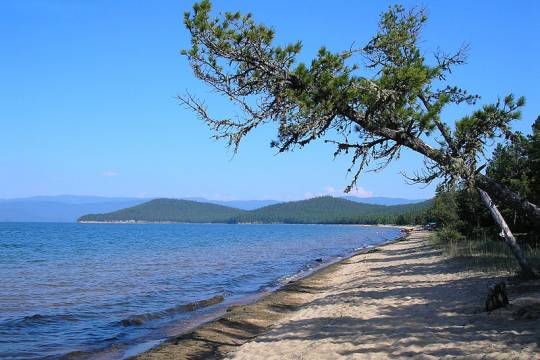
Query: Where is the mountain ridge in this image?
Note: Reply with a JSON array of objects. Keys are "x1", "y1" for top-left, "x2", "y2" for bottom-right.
[{"x1": 78, "y1": 196, "x2": 433, "y2": 225}]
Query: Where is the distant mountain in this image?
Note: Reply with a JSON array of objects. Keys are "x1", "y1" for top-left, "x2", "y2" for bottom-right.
[
  {"x1": 342, "y1": 196, "x2": 428, "y2": 206},
  {"x1": 183, "y1": 197, "x2": 281, "y2": 210},
  {"x1": 0, "y1": 196, "x2": 148, "y2": 222},
  {"x1": 0, "y1": 195, "x2": 279, "y2": 222},
  {"x1": 0, "y1": 195, "x2": 431, "y2": 223},
  {"x1": 79, "y1": 196, "x2": 433, "y2": 225},
  {"x1": 78, "y1": 198, "x2": 245, "y2": 223}
]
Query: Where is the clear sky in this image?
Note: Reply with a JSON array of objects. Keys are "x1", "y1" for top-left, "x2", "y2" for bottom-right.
[{"x1": 1, "y1": 0, "x2": 539, "y2": 200}]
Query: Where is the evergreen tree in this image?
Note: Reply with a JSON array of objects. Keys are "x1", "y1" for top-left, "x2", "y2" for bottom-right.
[{"x1": 528, "y1": 117, "x2": 540, "y2": 205}]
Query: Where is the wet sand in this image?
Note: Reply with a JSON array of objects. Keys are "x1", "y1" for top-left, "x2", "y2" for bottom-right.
[{"x1": 136, "y1": 230, "x2": 540, "y2": 359}]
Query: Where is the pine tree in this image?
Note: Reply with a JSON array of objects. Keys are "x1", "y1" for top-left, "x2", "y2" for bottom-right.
[{"x1": 180, "y1": 1, "x2": 538, "y2": 278}]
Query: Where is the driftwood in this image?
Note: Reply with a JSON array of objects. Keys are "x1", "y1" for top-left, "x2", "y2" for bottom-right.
[{"x1": 485, "y1": 282, "x2": 509, "y2": 311}]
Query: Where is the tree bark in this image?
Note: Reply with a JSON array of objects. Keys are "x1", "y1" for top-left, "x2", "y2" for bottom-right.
[{"x1": 477, "y1": 188, "x2": 537, "y2": 279}]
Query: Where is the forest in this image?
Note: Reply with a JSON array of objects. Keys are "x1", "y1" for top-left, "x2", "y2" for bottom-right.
[
  {"x1": 430, "y1": 117, "x2": 540, "y2": 245},
  {"x1": 78, "y1": 196, "x2": 432, "y2": 225}
]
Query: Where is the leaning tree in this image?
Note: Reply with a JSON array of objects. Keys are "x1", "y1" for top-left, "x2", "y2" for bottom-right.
[{"x1": 179, "y1": 1, "x2": 539, "y2": 278}]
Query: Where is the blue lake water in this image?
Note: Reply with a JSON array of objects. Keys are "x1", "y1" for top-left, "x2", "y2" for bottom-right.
[{"x1": 0, "y1": 223, "x2": 400, "y2": 359}]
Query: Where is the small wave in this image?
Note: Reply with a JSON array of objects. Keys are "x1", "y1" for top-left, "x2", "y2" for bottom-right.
[
  {"x1": 57, "y1": 350, "x2": 92, "y2": 360},
  {"x1": 120, "y1": 295, "x2": 225, "y2": 327},
  {"x1": 2, "y1": 313, "x2": 79, "y2": 328},
  {"x1": 24, "y1": 313, "x2": 78, "y2": 324}
]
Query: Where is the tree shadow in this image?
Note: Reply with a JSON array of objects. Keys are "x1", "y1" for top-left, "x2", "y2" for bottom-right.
[{"x1": 241, "y1": 237, "x2": 539, "y2": 358}]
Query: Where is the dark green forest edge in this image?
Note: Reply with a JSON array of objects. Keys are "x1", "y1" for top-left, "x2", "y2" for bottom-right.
[
  {"x1": 78, "y1": 196, "x2": 433, "y2": 225},
  {"x1": 431, "y1": 118, "x2": 540, "y2": 273}
]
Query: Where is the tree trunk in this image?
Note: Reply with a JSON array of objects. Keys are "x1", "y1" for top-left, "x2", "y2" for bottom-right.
[
  {"x1": 477, "y1": 188, "x2": 537, "y2": 279},
  {"x1": 477, "y1": 174, "x2": 540, "y2": 227}
]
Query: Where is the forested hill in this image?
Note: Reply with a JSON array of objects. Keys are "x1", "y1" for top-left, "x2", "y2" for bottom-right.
[
  {"x1": 78, "y1": 199, "x2": 245, "y2": 223},
  {"x1": 231, "y1": 196, "x2": 432, "y2": 224},
  {"x1": 78, "y1": 196, "x2": 433, "y2": 225}
]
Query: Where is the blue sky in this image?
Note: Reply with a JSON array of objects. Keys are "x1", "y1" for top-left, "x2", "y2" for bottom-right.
[{"x1": 1, "y1": 0, "x2": 539, "y2": 200}]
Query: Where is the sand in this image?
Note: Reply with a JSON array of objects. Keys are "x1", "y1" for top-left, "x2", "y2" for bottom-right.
[{"x1": 137, "y1": 230, "x2": 540, "y2": 360}]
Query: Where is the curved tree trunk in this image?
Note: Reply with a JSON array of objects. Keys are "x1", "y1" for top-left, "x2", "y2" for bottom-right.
[
  {"x1": 477, "y1": 174, "x2": 540, "y2": 227},
  {"x1": 477, "y1": 188, "x2": 537, "y2": 279}
]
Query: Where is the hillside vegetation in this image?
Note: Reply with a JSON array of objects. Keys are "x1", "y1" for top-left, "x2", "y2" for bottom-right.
[
  {"x1": 78, "y1": 198, "x2": 244, "y2": 223},
  {"x1": 232, "y1": 196, "x2": 431, "y2": 224},
  {"x1": 78, "y1": 196, "x2": 432, "y2": 225}
]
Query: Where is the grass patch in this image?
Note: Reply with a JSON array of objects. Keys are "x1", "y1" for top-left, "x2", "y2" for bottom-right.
[{"x1": 432, "y1": 232, "x2": 540, "y2": 274}]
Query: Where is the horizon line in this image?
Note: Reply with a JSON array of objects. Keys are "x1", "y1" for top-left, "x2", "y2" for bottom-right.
[{"x1": 0, "y1": 194, "x2": 430, "y2": 202}]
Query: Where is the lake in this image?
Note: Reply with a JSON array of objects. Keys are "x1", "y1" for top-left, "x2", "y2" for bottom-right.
[{"x1": 0, "y1": 223, "x2": 400, "y2": 359}]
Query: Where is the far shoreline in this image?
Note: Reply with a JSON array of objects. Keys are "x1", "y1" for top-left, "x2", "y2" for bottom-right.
[{"x1": 77, "y1": 220, "x2": 407, "y2": 228}]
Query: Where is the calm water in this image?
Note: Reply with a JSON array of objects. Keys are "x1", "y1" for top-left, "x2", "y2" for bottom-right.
[{"x1": 0, "y1": 223, "x2": 400, "y2": 359}]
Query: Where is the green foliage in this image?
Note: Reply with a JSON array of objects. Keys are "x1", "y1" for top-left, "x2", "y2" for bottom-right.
[
  {"x1": 454, "y1": 95, "x2": 525, "y2": 184},
  {"x1": 487, "y1": 133, "x2": 530, "y2": 198},
  {"x1": 180, "y1": 1, "x2": 528, "y2": 199},
  {"x1": 437, "y1": 227, "x2": 465, "y2": 243},
  {"x1": 484, "y1": 119, "x2": 540, "y2": 232},
  {"x1": 429, "y1": 190, "x2": 461, "y2": 228},
  {"x1": 428, "y1": 188, "x2": 492, "y2": 235},
  {"x1": 527, "y1": 116, "x2": 540, "y2": 204},
  {"x1": 231, "y1": 196, "x2": 432, "y2": 224},
  {"x1": 432, "y1": 118, "x2": 540, "y2": 240},
  {"x1": 78, "y1": 197, "x2": 433, "y2": 225}
]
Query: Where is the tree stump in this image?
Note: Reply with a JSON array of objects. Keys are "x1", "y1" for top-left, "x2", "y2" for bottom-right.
[{"x1": 485, "y1": 282, "x2": 509, "y2": 311}]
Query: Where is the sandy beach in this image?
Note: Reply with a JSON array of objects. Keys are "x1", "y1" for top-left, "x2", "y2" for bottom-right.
[{"x1": 137, "y1": 230, "x2": 540, "y2": 359}]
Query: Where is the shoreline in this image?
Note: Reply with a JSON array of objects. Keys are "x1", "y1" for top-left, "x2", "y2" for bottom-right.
[
  {"x1": 78, "y1": 220, "x2": 407, "y2": 227},
  {"x1": 79, "y1": 226, "x2": 405, "y2": 360},
  {"x1": 130, "y1": 232, "x2": 409, "y2": 359},
  {"x1": 135, "y1": 230, "x2": 540, "y2": 359},
  {"x1": 8, "y1": 223, "x2": 403, "y2": 360}
]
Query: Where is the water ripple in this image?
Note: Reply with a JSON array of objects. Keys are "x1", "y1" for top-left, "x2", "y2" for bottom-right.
[{"x1": 0, "y1": 222, "x2": 399, "y2": 359}]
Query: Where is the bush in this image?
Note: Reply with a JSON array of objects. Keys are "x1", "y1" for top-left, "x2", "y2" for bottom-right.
[{"x1": 437, "y1": 227, "x2": 465, "y2": 243}]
